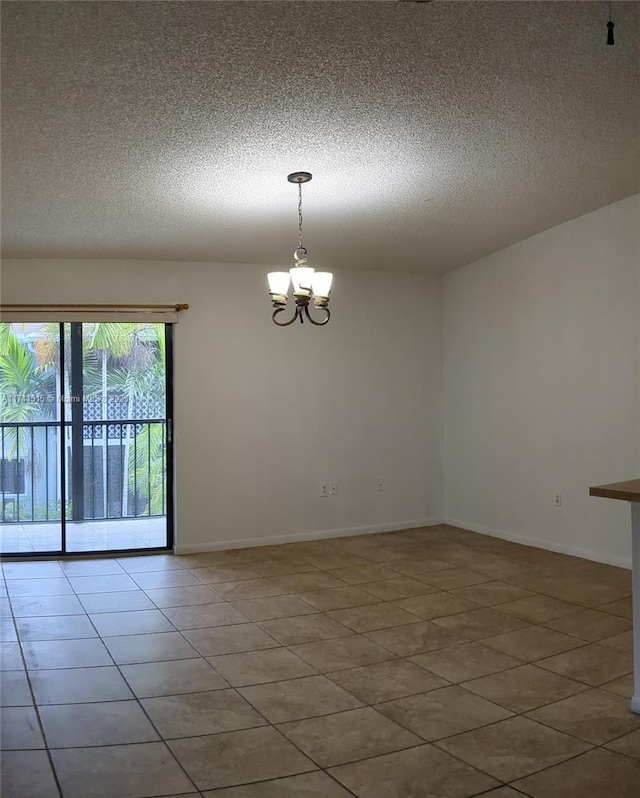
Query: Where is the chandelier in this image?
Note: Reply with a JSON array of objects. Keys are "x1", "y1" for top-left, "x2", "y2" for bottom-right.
[{"x1": 267, "y1": 172, "x2": 333, "y2": 326}]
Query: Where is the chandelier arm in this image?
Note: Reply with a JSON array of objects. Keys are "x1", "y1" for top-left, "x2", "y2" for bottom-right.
[
  {"x1": 304, "y1": 304, "x2": 331, "y2": 326},
  {"x1": 272, "y1": 307, "x2": 300, "y2": 327}
]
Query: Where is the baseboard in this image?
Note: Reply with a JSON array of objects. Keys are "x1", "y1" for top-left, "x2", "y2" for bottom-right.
[
  {"x1": 174, "y1": 517, "x2": 442, "y2": 555},
  {"x1": 444, "y1": 517, "x2": 632, "y2": 570}
]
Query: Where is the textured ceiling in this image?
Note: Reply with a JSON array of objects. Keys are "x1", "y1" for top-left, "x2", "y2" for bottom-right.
[{"x1": 1, "y1": 1, "x2": 639, "y2": 274}]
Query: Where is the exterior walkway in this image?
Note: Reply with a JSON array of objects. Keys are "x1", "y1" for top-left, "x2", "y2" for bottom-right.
[{"x1": 0, "y1": 517, "x2": 166, "y2": 554}]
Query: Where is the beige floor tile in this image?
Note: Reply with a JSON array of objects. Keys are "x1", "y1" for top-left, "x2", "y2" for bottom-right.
[
  {"x1": 0, "y1": 750, "x2": 60, "y2": 798},
  {"x1": 297, "y1": 586, "x2": 379, "y2": 612},
  {"x1": 0, "y1": 670, "x2": 32, "y2": 706},
  {"x1": 587, "y1": 565, "x2": 632, "y2": 590},
  {"x1": 462, "y1": 663, "x2": 587, "y2": 713},
  {"x1": 301, "y1": 552, "x2": 370, "y2": 570},
  {"x1": 22, "y1": 638, "x2": 111, "y2": 669},
  {"x1": 600, "y1": 630, "x2": 634, "y2": 651},
  {"x1": 239, "y1": 674, "x2": 363, "y2": 723},
  {"x1": 543, "y1": 608, "x2": 632, "y2": 642},
  {"x1": 230, "y1": 595, "x2": 316, "y2": 621},
  {"x1": 7, "y1": 577, "x2": 73, "y2": 598},
  {"x1": 0, "y1": 641, "x2": 24, "y2": 670},
  {"x1": 437, "y1": 716, "x2": 591, "y2": 782},
  {"x1": 52, "y1": 741, "x2": 195, "y2": 798},
  {"x1": 360, "y1": 577, "x2": 438, "y2": 601},
  {"x1": 328, "y1": 564, "x2": 398, "y2": 584},
  {"x1": 606, "y1": 728, "x2": 640, "y2": 760},
  {"x1": 184, "y1": 623, "x2": 280, "y2": 656},
  {"x1": 3, "y1": 561, "x2": 65, "y2": 580},
  {"x1": 431, "y1": 608, "x2": 530, "y2": 640},
  {"x1": 526, "y1": 688, "x2": 640, "y2": 744},
  {"x1": 394, "y1": 592, "x2": 480, "y2": 619},
  {"x1": 420, "y1": 568, "x2": 492, "y2": 590},
  {"x1": 168, "y1": 726, "x2": 316, "y2": 791},
  {"x1": 144, "y1": 584, "x2": 222, "y2": 607},
  {"x1": 270, "y1": 572, "x2": 346, "y2": 593},
  {"x1": 214, "y1": 579, "x2": 287, "y2": 600},
  {"x1": 479, "y1": 790, "x2": 528, "y2": 798},
  {"x1": 327, "y1": 659, "x2": 448, "y2": 704},
  {"x1": 68, "y1": 574, "x2": 138, "y2": 593},
  {"x1": 15, "y1": 613, "x2": 97, "y2": 641},
  {"x1": 386, "y1": 558, "x2": 456, "y2": 578},
  {"x1": 512, "y1": 747, "x2": 640, "y2": 797},
  {"x1": 536, "y1": 578, "x2": 630, "y2": 608},
  {"x1": 10, "y1": 593, "x2": 85, "y2": 616},
  {"x1": 103, "y1": 631, "x2": 199, "y2": 664},
  {"x1": 290, "y1": 635, "x2": 396, "y2": 671},
  {"x1": 258, "y1": 614, "x2": 352, "y2": 646},
  {"x1": 60, "y1": 559, "x2": 125, "y2": 576},
  {"x1": 130, "y1": 570, "x2": 203, "y2": 590},
  {"x1": 142, "y1": 688, "x2": 266, "y2": 737},
  {"x1": 495, "y1": 595, "x2": 582, "y2": 623},
  {"x1": 210, "y1": 647, "x2": 315, "y2": 686},
  {"x1": 410, "y1": 641, "x2": 521, "y2": 683},
  {"x1": 599, "y1": 597, "x2": 633, "y2": 618},
  {"x1": 451, "y1": 581, "x2": 536, "y2": 606},
  {"x1": 121, "y1": 658, "x2": 228, "y2": 697},
  {"x1": 190, "y1": 565, "x2": 262, "y2": 584},
  {"x1": 39, "y1": 700, "x2": 159, "y2": 747},
  {"x1": 601, "y1": 673, "x2": 634, "y2": 698},
  {"x1": 178, "y1": 552, "x2": 239, "y2": 570},
  {"x1": 365, "y1": 620, "x2": 465, "y2": 656},
  {"x1": 329, "y1": 744, "x2": 498, "y2": 798},
  {"x1": 327, "y1": 602, "x2": 420, "y2": 632},
  {"x1": 78, "y1": 590, "x2": 156, "y2": 613},
  {"x1": 482, "y1": 625, "x2": 584, "y2": 661},
  {"x1": 30, "y1": 666, "x2": 133, "y2": 704},
  {"x1": 201, "y1": 771, "x2": 354, "y2": 797},
  {"x1": 278, "y1": 706, "x2": 422, "y2": 767},
  {"x1": 0, "y1": 706, "x2": 45, "y2": 749},
  {"x1": 117, "y1": 555, "x2": 184, "y2": 573},
  {"x1": 161, "y1": 602, "x2": 247, "y2": 630},
  {"x1": 251, "y1": 559, "x2": 320, "y2": 578},
  {"x1": 537, "y1": 643, "x2": 633, "y2": 686},
  {"x1": 377, "y1": 684, "x2": 512, "y2": 741},
  {"x1": 89, "y1": 608, "x2": 175, "y2": 636}
]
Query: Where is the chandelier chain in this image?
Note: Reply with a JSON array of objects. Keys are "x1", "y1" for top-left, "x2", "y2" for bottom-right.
[{"x1": 298, "y1": 181, "x2": 304, "y2": 251}]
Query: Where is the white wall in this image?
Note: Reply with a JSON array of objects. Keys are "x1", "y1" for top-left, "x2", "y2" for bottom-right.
[
  {"x1": 0, "y1": 259, "x2": 443, "y2": 552},
  {"x1": 443, "y1": 195, "x2": 640, "y2": 567}
]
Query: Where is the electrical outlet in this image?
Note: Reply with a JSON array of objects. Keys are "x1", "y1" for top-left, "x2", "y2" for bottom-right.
[
  {"x1": 377, "y1": 479, "x2": 384, "y2": 492},
  {"x1": 554, "y1": 491, "x2": 562, "y2": 508},
  {"x1": 330, "y1": 481, "x2": 338, "y2": 496},
  {"x1": 320, "y1": 482, "x2": 329, "y2": 498}
]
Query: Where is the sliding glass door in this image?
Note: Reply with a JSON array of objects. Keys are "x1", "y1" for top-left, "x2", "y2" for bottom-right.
[{"x1": 0, "y1": 322, "x2": 173, "y2": 555}]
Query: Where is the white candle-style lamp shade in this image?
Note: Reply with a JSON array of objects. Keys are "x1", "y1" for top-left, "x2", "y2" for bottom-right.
[
  {"x1": 290, "y1": 266, "x2": 315, "y2": 296},
  {"x1": 267, "y1": 272, "x2": 291, "y2": 297},
  {"x1": 311, "y1": 272, "x2": 333, "y2": 299}
]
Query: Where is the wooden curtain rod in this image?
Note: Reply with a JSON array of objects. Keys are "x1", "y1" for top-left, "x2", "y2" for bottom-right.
[{"x1": 0, "y1": 303, "x2": 189, "y2": 312}]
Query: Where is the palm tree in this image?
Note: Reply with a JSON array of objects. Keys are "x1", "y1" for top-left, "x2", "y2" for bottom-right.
[
  {"x1": 0, "y1": 324, "x2": 57, "y2": 520},
  {"x1": 85, "y1": 323, "x2": 166, "y2": 517},
  {"x1": 0, "y1": 324, "x2": 56, "y2": 453}
]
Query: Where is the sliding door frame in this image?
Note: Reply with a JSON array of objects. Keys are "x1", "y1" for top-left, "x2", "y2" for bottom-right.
[{"x1": 0, "y1": 322, "x2": 174, "y2": 558}]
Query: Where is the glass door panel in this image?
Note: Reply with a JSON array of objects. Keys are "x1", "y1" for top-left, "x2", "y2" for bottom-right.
[
  {"x1": 0, "y1": 321, "x2": 172, "y2": 556},
  {"x1": 0, "y1": 322, "x2": 64, "y2": 554}
]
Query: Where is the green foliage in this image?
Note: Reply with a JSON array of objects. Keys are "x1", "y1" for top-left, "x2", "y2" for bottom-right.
[
  {"x1": 127, "y1": 422, "x2": 166, "y2": 516},
  {"x1": 0, "y1": 324, "x2": 56, "y2": 457}
]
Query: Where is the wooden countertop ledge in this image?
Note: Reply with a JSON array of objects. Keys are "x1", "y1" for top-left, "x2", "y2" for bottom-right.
[{"x1": 590, "y1": 480, "x2": 640, "y2": 502}]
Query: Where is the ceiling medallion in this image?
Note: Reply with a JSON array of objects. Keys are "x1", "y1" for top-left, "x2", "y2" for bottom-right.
[{"x1": 267, "y1": 172, "x2": 333, "y2": 327}]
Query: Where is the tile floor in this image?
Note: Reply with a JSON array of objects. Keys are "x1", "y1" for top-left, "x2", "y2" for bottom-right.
[{"x1": 0, "y1": 523, "x2": 639, "y2": 797}]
